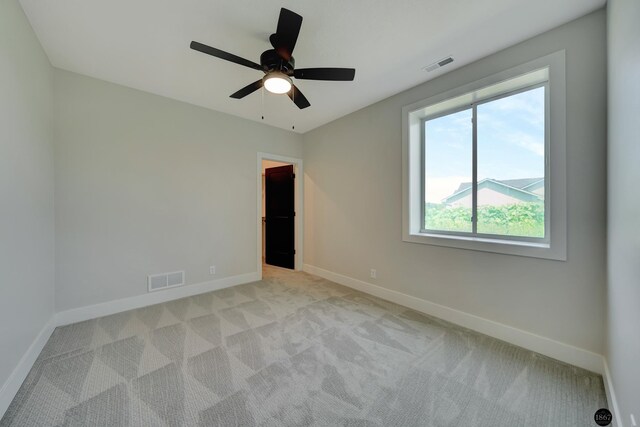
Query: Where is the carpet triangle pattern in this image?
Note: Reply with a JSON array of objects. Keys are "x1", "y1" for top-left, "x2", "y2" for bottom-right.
[{"x1": 0, "y1": 266, "x2": 607, "y2": 426}]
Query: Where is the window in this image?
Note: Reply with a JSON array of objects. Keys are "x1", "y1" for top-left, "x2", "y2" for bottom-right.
[
  {"x1": 403, "y1": 51, "x2": 566, "y2": 260},
  {"x1": 423, "y1": 84, "x2": 547, "y2": 240}
]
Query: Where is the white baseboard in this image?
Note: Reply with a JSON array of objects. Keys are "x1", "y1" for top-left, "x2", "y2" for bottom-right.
[
  {"x1": 304, "y1": 264, "x2": 604, "y2": 374},
  {"x1": 602, "y1": 358, "x2": 623, "y2": 427},
  {"x1": 55, "y1": 272, "x2": 261, "y2": 326},
  {"x1": 0, "y1": 318, "x2": 56, "y2": 418}
]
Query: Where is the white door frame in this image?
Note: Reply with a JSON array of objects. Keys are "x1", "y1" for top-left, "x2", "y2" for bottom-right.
[{"x1": 257, "y1": 152, "x2": 304, "y2": 277}]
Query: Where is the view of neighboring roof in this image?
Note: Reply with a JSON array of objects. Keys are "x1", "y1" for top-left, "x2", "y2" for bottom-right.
[
  {"x1": 442, "y1": 177, "x2": 544, "y2": 204},
  {"x1": 453, "y1": 178, "x2": 543, "y2": 194}
]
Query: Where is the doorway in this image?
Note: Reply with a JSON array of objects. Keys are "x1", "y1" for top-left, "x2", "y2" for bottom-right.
[{"x1": 257, "y1": 153, "x2": 303, "y2": 276}]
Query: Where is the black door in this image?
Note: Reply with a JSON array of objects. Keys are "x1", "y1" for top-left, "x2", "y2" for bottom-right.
[{"x1": 265, "y1": 165, "x2": 295, "y2": 269}]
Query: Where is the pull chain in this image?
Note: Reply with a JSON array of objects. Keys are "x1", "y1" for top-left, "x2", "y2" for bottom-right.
[{"x1": 291, "y1": 87, "x2": 294, "y2": 131}]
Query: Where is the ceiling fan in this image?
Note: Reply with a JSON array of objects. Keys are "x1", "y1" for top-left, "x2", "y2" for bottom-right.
[{"x1": 190, "y1": 8, "x2": 355, "y2": 109}]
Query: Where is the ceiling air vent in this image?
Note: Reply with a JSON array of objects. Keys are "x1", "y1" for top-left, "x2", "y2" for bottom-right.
[
  {"x1": 423, "y1": 56, "x2": 454, "y2": 72},
  {"x1": 148, "y1": 271, "x2": 185, "y2": 292}
]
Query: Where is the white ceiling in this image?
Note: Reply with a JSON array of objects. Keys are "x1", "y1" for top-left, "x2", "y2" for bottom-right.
[{"x1": 19, "y1": 0, "x2": 604, "y2": 134}]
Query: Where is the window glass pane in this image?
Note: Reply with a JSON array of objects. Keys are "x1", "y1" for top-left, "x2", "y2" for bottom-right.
[
  {"x1": 477, "y1": 86, "x2": 545, "y2": 238},
  {"x1": 424, "y1": 108, "x2": 473, "y2": 233}
]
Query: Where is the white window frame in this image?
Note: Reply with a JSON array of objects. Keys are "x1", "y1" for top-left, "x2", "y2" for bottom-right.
[{"x1": 402, "y1": 50, "x2": 566, "y2": 261}]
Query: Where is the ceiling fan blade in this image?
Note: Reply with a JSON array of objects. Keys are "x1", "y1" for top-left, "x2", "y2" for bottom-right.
[
  {"x1": 269, "y1": 8, "x2": 303, "y2": 60},
  {"x1": 230, "y1": 80, "x2": 263, "y2": 99},
  {"x1": 190, "y1": 41, "x2": 263, "y2": 71},
  {"x1": 294, "y1": 68, "x2": 356, "y2": 81},
  {"x1": 288, "y1": 84, "x2": 310, "y2": 109}
]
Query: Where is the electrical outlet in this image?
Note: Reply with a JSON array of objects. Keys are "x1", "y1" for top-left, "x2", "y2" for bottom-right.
[
  {"x1": 370, "y1": 269, "x2": 377, "y2": 279},
  {"x1": 209, "y1": 265, "x2": 216, "y2": 275}
]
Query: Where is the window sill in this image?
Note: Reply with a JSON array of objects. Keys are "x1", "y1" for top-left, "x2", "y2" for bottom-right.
[{"x1": 404, "y1": 231, "x2": 565, "y2": 261}]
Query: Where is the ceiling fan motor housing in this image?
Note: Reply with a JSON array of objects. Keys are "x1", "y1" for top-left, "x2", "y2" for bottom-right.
[{"x1": 260, "y1": 49, "x2": 295, "y2": 73}]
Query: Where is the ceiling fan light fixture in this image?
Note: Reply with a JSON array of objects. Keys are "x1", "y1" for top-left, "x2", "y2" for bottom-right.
[{"x1": 263, "y1": 72, "x2": 292, "y2": 94}]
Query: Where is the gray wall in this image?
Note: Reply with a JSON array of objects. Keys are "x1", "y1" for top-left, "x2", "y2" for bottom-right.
[
  {"x1": 303, "y1": 10, "x2": 606, "y2": 353},
  {"x1": 607, "y1": 0, "x2": 640, "y2": 422},
  {"x1": 54, "y1": 70, "x2": 302, "y2": 311},
  {"x1": 0, "y1": 0, "x2": 54, "y2": 388}
]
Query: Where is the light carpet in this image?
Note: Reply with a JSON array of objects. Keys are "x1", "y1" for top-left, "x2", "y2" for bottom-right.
[{"x1": 1, "y1": 266, "x2": 607, "y2": 426}]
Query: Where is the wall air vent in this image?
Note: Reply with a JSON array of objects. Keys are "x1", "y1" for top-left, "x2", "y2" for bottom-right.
[
  {"x1": 148, "y1": 271, "x2": 185, "y2": 292},
  {"x1": 423, "y1": 56, "x2": 454, "y2": 72}
]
